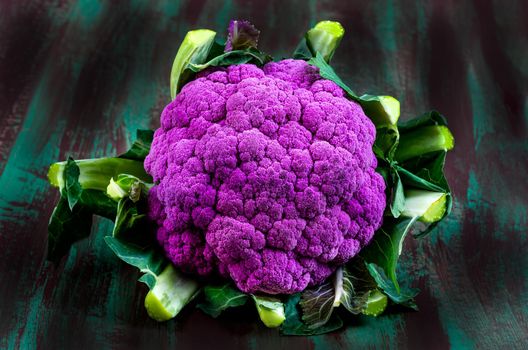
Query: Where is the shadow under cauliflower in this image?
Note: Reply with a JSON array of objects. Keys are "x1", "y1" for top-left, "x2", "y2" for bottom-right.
[{"x1": 145, "y1": 59, "x2": 386, "y2": 295}]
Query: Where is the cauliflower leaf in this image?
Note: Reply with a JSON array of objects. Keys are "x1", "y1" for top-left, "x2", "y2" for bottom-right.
[
  {"x1": 197, "y1": 284, "x2": 249, "y2": 318},
  {"x1": 281, "y1": 294, "x2": 343, "y2": 336},
  {"x1": 225, "y1": 19, "x2": 260, "y2": 51}
]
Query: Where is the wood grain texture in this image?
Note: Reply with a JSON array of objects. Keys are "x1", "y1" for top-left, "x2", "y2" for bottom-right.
[{"x1": 0, "y1": 0, "x2": 527, "y2": 349}]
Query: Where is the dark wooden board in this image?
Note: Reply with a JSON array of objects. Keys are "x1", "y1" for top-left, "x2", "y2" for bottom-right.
[{"x1": 0, "y1": 1, "x2": 527, "y2": 349}]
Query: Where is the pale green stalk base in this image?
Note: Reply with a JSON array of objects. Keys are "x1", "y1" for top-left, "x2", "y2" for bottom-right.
[
  {"x1": 360, "y1": 95, "x2": 401, "y2": 126},
  {"x1": 252, "y1": 295, "x2": 286, "y2": 328},
  {"x1": 307, "y1": 21, "x2": 344, "y2": 62},
  {"x1": 106, "y1": 174, "x2": 153, "y2": 201},
  {"x1": 170, "y1": 29, "x2": 216, "y2": 99},
  {"x1": 362, "y1": 290, "x2": 388, "y2": 317},
  {"x1": 402, "y1": 189, "x2": 448, "y2": 223},
  {"x1": 395, "y1": 125, "x2": 454, "y2": 162},
  {"x1": 48, "y1": 158, "x2": 149, "y2": 192},
  {"x1": 106, "y1": 177, "x2": 127, "y2": 201},
  {"x1": 144, "y1": 265, "x2": 200, "y2": 322}
]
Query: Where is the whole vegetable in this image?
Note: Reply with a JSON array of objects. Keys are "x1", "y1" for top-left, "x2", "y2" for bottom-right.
[{"x1": 44, "y1": 19, "x2": 455, "y2": 333}]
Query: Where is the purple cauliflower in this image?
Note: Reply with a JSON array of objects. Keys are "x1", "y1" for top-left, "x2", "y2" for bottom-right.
[{"x1": 145, "y1": 59, "x2": 386, "y2": 295}]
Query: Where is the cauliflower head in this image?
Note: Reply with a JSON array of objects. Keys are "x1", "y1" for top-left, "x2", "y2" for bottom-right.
[{"x1": 145, "y1": 59, "x2": 386, "y2": 294}]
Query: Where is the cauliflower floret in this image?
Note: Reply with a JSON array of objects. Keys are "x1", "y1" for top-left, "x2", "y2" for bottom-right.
[{"x1": 145, "y1": 59, "x2": 385, "y2": 294}]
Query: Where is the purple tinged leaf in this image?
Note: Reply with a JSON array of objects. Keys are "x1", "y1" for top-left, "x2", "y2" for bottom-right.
[
  {"x1": 299, "y1": 281, "x2": 336, "y2": 329},
  {"x1": 225, "y1": 20, "x2": 260, "y2": 51}
]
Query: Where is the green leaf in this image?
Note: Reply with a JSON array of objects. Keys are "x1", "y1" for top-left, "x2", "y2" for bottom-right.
[
  {"x1": 138, "y1": 274, "x2": 157, "y2": 289},
  {"x1": 64, "y1": 157, "x2": 82, "y2": 210},
  {"x1": 118, "y1": 129, "x2": 154, "y2": 161},
  {"x1": 281, "y1": 294, "x2": 343, "y2": 336},
  {"x1": 400, "y1": 151, "x2": 449, "y2": 189},
  {"x1": 394, "y1": 165, "x2": 445, "y2": 192},
  {"x1": 292, "y1": 37, "x2": 312, "y2": 60},
  {"x1": 361, "y1": 217, "x2": 419, "y2": 292},
  {"x1": 373, "y1": 144, "x2": 386, "y2": 161},
  {"x1": 397, "y1": 110, "x2": 447, "y2": 132},
  {"x1": 47, "y1": 189, "x2": 117, "y2": 263},
  {"x1": 188, "y1": 51, "x2": 252, "y2": 70},
  {"x1": 378, "y1": 165, "x2": 406, "y2": 218},
  {"x1": 104, "y1": 236, "x2": 166, "y2": 289},
  {"x1": 299, "y1": 282, "x2": 336, "y2": 329},
  {"x1": 76, "y1": 189, "x2": 118, "y2": 220},
  {"x1": 340, "y1": 265, "x2": 375, "y2": 315},
  {"x1": 47, "y1": 195, "x2": 92, "y2": 263},
  {"x1": 205, "y1": 38, "x2": 227, "y2": 60},
  {"x1": 376, "y1": 165, "x2": 390, "y2": 184},
  {"x1": 421, "y1": 151, "x2": 449, "y2": 187},
  {"x1": 196, "y1": 284, "x2": 249, "y2": 318},
  {"x1": 308, "y1": 53, "x2": 359, "y2": 99},
  {"x1": 112, "y1": 198, "x2": 149, "y2": 244},
  {"x1": 389, "y1": 169, "x2": 406, "y2": 218},
  {"x1": 188, "y1": 47, "x2": 271, "y2": 72},
  {"x1": 365, "y1": 263, "x2": 419, "y2": 310},
  {"x1": 374, "y1": 124, "x2": 400, "y2": 161}
]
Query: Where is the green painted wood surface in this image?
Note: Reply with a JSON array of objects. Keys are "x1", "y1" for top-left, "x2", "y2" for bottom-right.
[{"x1": 0, "y1": 1, "x2": 527, "y2": 349}]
